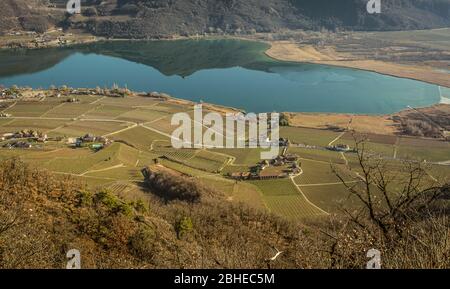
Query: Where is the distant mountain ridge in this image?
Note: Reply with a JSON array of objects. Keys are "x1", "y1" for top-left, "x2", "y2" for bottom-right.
[{"x1": 1, "y1": 0, "x2": 449, "y2": 37}]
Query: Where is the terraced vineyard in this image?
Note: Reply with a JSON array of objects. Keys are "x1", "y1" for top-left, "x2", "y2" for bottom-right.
[
  {"x1": 43, "y1": 103, "x2": 99, "y2": 118},
  {"x1": 0, "y1": 91, "x2": 448, "y2": 223},
  {"x1": 156, "y1": 148, "x2": 230, "y2": 173},
  {"x1": 280, "y1": 126, "x2": 340, "y2": 147},
  {"x1": 295, "y1": 159, "x2": 354, "y2": 185},
  {"x1": 110, "y1": 126, "x2": 169, "y2": 151},
  {"x1": 84, "y1": 105, "x2": 134, "y2": 119},
  {"x1": 0, "y1": 119, "x2": 68, "y2": 134},
  {"x1": 288, "y1": 147, "x2": 346, "y2": 164},
  {"x1": 51, "y1": 120, "x2": 129, "y2": 137},
  {"x1": 4, "y1": 102, "x2": 59, "y2": 117},
  {"x1": 249, "y1": 179, "x2": 327, "y2": 220}
]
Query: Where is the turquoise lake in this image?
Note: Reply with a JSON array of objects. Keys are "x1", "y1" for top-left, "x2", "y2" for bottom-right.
[{"x1": 0, "y1": 39, "x2": 442, "y2": 114}]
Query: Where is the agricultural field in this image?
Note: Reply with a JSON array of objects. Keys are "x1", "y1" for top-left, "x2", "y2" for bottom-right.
[
  {"x1": 0, "y1": 91, "x2": 448, "y2": 224},
  {"x1": 397, "y1": 137, "x2": 450, "y2": 162},
  {"x1": 117, "y1": 108, "x2": 171, "y2": 123},
  {"x1": 249, "y1": 179, "x2": 328, "y2": 220},
  {"x1": 0, "y1": 118, "x2": 68, "y2": 134},
  {"x1": 294, "y1": 159, "x2": 349, "y2": 185},
  {"x1": 288, "y1": 147, "x2": 346, "y2": 164},
  {"x1": 4, "y1": 102, "x2": 59, "y2": 117},
  {"x1": 338, "y1": 134, "x2": 397, "y2": 157},
  {"x1": 97, "y1": 96, "x2": 159, "y2": 107},
  {"x1": 151, "y1": 102, "x2": 190, "y2": 114},
  {"x1": 110, "y1": 126, "x2": 169, "y2": 151},
  {"x1": 84, "y1": 105, "x2": 135, "y2": 119},
  {"x1": 156, "y1": 148, "x2": 230, "y2": 173},
  {"x1": 42, "y1": 103, "x2": 99, "y2": 118},
  {"x1": 50, "y1": 120, "x2": 129, "y2": 137},
  {"x1": 280, "y1": 126, "x2": 341, "y2": 147},
  {"x1": 158, "y1": 158, "x2": 217, "y2": 177},
  {"x1": 212, "y1": 148, "x2": 277, "y2": 165},
  {"x1": 143, "y1": 117, "x2": 177, "y2": 135},
  {"x1": 300, "y1": 184, "x2": 357, "y2": 213}
]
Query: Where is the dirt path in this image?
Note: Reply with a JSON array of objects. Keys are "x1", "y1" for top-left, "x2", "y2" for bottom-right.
[
  {"x1": 103, "y1": 123, "x2": 138, "y2": 137},
  {"x1": 0, "y1": 101, "x2": 17, "y2": 113},
  {"x1": 80, "y1": 163, "x2": 125, "y2": 176},
  {"x1": 328, "y1": 131, "x2": 346, "y2": 147},
  {"x1": 290, "y1": 171, "x2": 330, "y2": 216},
  {"x1": 340, "y1": 152, "x2": 349, "y2": 166}
]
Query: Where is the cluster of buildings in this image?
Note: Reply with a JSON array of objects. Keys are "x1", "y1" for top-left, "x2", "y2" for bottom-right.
[
  {"x1": 1, "y1": 130, "x2": 48, "y2": 143},
  {"x1": 326, "y1": 144, "x2": 352, "y2": 152},
  {"x1": 67, "y1": 134, "x2": 113, "y2": 150},
  {"x1": 0, "y1": 90, "x2": 19, "y2": 100},
  {"x1": 65, "y1": 97, "x2": 80, "y2": 103},
  {"x1": 0, "y1": 129, "x2": 113, "y2": 151},
  {"x1": 230, "y1": 153, "x2": 301, "y2": 181},
  {"x1": 0, "y1": 113, "x2": 12, "y2": 118},
  {"x1": 3, "y1": 141, "x2": 32, "y2": 149}
]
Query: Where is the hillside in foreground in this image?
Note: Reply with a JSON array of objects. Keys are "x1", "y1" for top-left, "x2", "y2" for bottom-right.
[{"x1": 1, "y1": 156, "x2": 449, "y2": 269}]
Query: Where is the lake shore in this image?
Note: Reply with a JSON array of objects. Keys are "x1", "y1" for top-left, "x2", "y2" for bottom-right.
[
  {"x1": 265, "y1": 41, "x2": 450, "y2": 88},
  {"x1": 2, "y1": 29, "x2": 448, "y2": 89},
  {"x1": 2, "y1": 86, "x2": 448, "y2": 139}
]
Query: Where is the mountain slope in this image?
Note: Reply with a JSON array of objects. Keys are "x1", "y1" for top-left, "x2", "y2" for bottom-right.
[
  {"x1": 0, "y1": 0, "x2": 64, "y2": 34},
  {"x1": 2, "y1": 0, "x2": 450, "y2": 37}
]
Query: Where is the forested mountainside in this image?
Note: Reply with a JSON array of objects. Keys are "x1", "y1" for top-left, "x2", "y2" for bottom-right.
[{"x1": 1, "y1": 0, "x2": 449, "y2": 37}]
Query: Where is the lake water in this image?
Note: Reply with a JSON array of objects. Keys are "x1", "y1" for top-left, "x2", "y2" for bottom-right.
[{"x1": 0, "y1": 39, "x2": 442, "y2": 114}]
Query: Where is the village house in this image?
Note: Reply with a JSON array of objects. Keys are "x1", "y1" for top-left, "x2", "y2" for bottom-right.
[
  {"x1": 66, "y1": 97, "x2": 80, "y2": 103},
  {"x1": 285, "y1": 154, "x2": 299, "y2": 162},
  {"x1": 279, "y1": 138, "x2": 289, "y2": 147},
  {"x1": 3, "y1": 141, "x2": 32, "y2": 149},
  {"x1": 37, "y1": 134, "x2": 48, "y2": 143},
  {"x1": 327, "y1": 144, "x2": 352, "y2": 152},
  {"x1": 66, "y1": 137, "x2": 77, "y2": 145},
  {"x1": 2, "y1": 133, "x2": 14, "y2": 140},
  {"x1": 258, "y1": 170, "x2": 288, "y2": 180},
  {"x1": 72, "y1": 134, "x2": 112, "y2": 149},
  {"x1": 82, "y1": 133, "x2": 96, "y2": 142},
  {"x1": 230, "y1": 172, "x2": 251, "y2": 181}
]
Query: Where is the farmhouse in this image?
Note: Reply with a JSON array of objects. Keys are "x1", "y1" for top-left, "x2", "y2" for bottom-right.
[
  {"x1": 258, "y1": 170, "x2": 288, "y2": 180},
  {"x1": 279, "y1": 138, "x2": 289, "y2": 146},
  {"x1": 3, "y1": 141, "x2": 32, "y2": 149},
  {"x1": 327, "y1": 144, "x2": 351, "y2": 152},
  {"x1": 65, "y1": 97, "x2": 80, "y2": 103},
  {"x1": 66, "y1": 137, "x2": 77, "y2": 145},
  {"x1": 72, "y1": 134, "x2": 112, "y2": 148},
  {"x1": 230, "y1": 172, "x2": 251, "y2": 180},
  {"x1": 37, "y1": 134, "x2": 48, "y2": 143},
  {"x1": 82, "y1": 133, "x2": 96, "y2": 142}
]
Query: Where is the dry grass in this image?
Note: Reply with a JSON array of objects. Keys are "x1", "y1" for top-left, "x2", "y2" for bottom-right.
[{"x1": 267, "y1": 41, "x2": 450, "y2": 88}]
